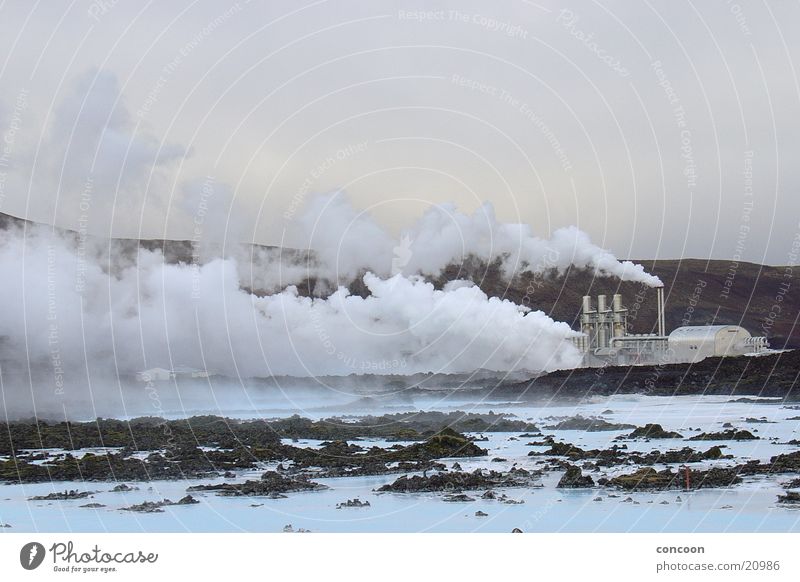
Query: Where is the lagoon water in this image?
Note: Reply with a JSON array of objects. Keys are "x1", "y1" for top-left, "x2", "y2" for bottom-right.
[{"x1": 2, "y1": 394, "x2": 800, "y2": 533}]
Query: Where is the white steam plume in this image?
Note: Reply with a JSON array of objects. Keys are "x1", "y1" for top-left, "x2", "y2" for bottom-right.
[
  {"x1": 0, "y1": 226, "x2": 581, "y2": 382},
  {"x1": 287, "y1": 193, "x2": 662, "y2": 288},
  {"x1": 0, "y1": 190, "x2": 658, "y2": 386}
]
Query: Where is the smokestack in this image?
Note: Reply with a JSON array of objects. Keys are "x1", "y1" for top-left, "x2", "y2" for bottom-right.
[
  {"x1": 596, "y1": 295, "x2": 608, "y2": 348},
  {"x1": 656, "y1": 285, "x2": 665, "y2": 336},
  {"x1": 580, "y1": 296, "x2": 595, "y2": 350},
  {"x1": 612, "y1": 293, "x2": 626, "y2": 338}
]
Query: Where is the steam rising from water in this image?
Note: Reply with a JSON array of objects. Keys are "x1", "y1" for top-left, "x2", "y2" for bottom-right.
[{"x1": 0, "y1": 193, "x2": 659, "y2": 390}]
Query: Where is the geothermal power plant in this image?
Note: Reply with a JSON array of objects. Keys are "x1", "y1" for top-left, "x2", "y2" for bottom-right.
[{"x1": 571, "y1": 286, "x2": 770, "y2": 367}]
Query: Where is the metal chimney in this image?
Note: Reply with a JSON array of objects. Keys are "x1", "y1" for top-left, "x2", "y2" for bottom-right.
[
  {"x1": 612, "y1": 293, "x2": 626, "y2": 338},
  {"x1": 656, "y1": 285, "x2": 665, "y2": 337},
  {"x1": 596, "y1": 295, "x2": 608, "y2": 348},
  {"x1": 580, "y1": 296, "x2": 595, "y2": 349}
]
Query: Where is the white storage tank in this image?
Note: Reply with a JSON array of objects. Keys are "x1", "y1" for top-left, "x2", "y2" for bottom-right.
[{"x1": 667, "y1": 325, "x2": 755, "y2": 363}]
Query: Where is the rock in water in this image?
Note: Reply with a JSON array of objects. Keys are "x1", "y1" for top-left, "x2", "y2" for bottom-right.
[
  {"x1": 29, "y1": 490, "x2": 95, "y2": 501},
  {"x1": 120, "y1": 495, "x2": 198, "y2": 512},
  {"x1": 377, "y1": 468, "x2": 537, "y2": 493},
  {"x1": 556, "y1": 465, "x2": 595, "y2": 488},
  {"x1": 689, "y1": 429, "x2": 758, "y2": 441},
  {"x1": 121, "y1": 501, "x2": 165, "y2": 513},
  {"x1": 443, "y1": 494, "x2": 476, "y2": 502},
  {"x1": 336, "y1": 498, "x2": 371, "y2": 509},
  {"x1": 110, "y1": 483, "x2": 138, "y2": 493},
  {"x1": 187, "y1": 471, "x2": 327, "y2": 496},
  {"x1": 544, "y1": 415, "x2": 635, "y2": 432},
  {"x1": 623, "y1": 424, "x2": 683, "y2": 439},
  {"x1": 777, "y1": 491, "x2": 800, "y2": 504},
  {"x1": 608, "y1": 467, "x2": 742, "y2": 491}
]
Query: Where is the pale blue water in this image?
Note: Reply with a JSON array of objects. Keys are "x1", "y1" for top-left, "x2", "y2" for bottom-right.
[{"x1": 2, "y1": 395, "x2": 800, "y2": 532}]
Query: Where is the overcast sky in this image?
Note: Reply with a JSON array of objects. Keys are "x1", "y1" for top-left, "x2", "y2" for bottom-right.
[{"x1": 0, "y1": 0, "x2": 798, "y2": 265}]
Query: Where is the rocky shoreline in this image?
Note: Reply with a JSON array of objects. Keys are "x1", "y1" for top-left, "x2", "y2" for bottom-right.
[
  {"x1": 4, "y1": 395, "x2": 800, "y2": 523},
  {"x1": 502, "y1": 350, "x2": 800, "y2": 400}
]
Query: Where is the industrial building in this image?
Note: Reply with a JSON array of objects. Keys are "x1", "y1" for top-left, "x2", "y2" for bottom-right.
[
  {"x1": 135, "y1": 366, "x2": 211, "y2": 382},
  {"x1": 571, "y1": 286, "x2": 769, "y2": 366}
]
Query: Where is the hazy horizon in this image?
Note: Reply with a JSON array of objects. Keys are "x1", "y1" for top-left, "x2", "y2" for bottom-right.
[{"x1": 0, "y1": 204, "x2": 793, "y2": 268}]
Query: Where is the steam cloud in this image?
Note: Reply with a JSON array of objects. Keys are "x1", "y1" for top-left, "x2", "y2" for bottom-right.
[
  {"x1": 287, "y1": 193, "x2": 663, "y2": 288},
  {"x1": 0, "y1": 192, "x2": 660, "y2": 389},
  {"x1": 0, "y1": 224, "x2": 580, "y2": 382}
]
